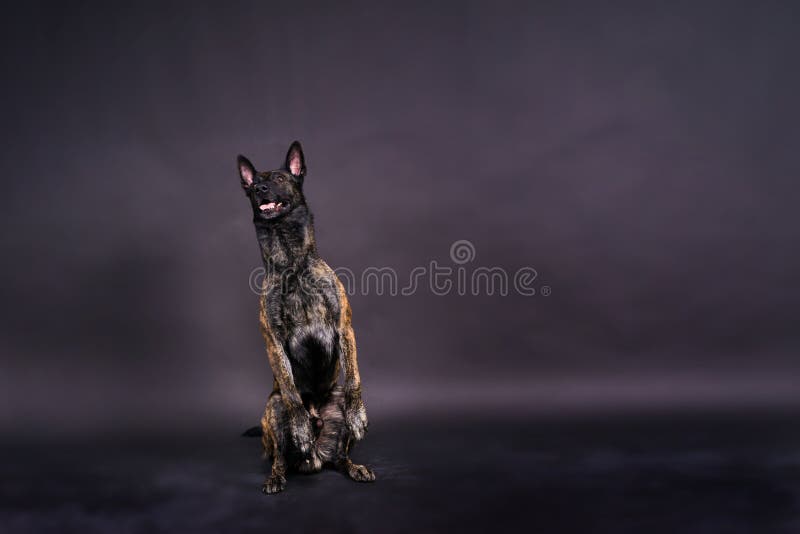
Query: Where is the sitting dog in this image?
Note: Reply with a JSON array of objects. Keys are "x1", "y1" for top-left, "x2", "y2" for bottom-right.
[{"x1": 236, "y1": 141, "x2": 374, "y2": 494}]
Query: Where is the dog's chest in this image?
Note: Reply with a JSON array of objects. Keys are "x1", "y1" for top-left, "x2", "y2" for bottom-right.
[
  {"x1": 280, "y1": 289, "x2": 339, "y2": 394},
  {"x1": 280, "y1": 285, "x2": 337, "y2": 352}
]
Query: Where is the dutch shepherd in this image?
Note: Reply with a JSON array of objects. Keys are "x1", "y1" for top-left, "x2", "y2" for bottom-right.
[{"x1": 236, "y1": 141, "x2": 374, "y2": 494}]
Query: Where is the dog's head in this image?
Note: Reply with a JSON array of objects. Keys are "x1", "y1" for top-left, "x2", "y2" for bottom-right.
[{"x1": 237, "y1": 141, "x2": 307, "y2": 223}]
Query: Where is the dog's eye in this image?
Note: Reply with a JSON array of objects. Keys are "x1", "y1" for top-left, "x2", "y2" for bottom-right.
[{"x1": 275, "y1": 175, "x2": 285, "y2": 183}]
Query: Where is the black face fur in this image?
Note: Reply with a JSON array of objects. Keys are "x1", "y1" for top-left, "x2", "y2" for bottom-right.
[{"x1": 238, "y1": 141, "x2": 307, "y2": 226}]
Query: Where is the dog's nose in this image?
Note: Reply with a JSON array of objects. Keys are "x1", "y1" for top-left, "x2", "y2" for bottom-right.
[{"x1": 255, "y1": 183, "x2": 269, "y2": 194}]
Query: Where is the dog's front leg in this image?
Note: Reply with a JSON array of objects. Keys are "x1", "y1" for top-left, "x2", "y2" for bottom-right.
[
  {"x1": 260, "y1": 308, "x2": 314, "y2": 456},
  {"x1": 341, "y1": 337, "x2": 367, "y2": 441},
  {"x1": 336, "y1": 285, "x2": 368, "y2": 441}
]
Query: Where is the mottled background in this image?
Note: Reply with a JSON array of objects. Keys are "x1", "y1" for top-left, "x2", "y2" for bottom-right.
[{"x1": 2, "y1": 0, "x2": 799, "y2": 432}]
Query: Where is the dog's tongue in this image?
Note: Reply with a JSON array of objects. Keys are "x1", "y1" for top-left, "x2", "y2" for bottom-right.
[{"x1": 260, "y1": 202, "x2": 277, "y2": 211}]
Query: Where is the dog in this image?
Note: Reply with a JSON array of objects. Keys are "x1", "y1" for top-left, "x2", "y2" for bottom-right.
[{"x1": 236, "y1": 141, "x2": 374, "y2": 494}]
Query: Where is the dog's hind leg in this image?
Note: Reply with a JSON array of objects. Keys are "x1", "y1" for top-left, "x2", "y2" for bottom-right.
[
  {"x1": 318, "y1": 386, "x2": 375, "y2": 482},
  {"x1": 261, "y1": 393, "x2": 289, "y2": 494}
]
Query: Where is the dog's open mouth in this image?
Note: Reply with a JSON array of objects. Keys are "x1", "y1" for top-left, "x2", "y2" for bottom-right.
[
  {"x1": 259, "y1": 201, "x2": 283, "y2": 213},
  {"x1": 258, "y1": 200, "x2": 286, "y2": 217}
]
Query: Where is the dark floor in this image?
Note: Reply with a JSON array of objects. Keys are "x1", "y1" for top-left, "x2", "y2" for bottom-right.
[{"x1": 2, "y1": 412, "x2": 800, "y2": 533}]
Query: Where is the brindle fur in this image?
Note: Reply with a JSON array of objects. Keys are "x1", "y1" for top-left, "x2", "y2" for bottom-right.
[{"x1": 237, "y1": 141, "x2": 374, "y2": 494}]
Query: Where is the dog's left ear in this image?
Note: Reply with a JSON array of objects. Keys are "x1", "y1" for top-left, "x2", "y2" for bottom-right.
[{"x1": 284, "y1": 141, "x2": 306, "y2": 178}]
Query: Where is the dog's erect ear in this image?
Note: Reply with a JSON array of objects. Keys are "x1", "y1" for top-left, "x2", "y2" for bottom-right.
[
  {"x1": 284, "y1": 141, "x2": 306, "y2": 178},
  {"x1": 237, "y1": 155, "x2": 255, "y2": 191}
]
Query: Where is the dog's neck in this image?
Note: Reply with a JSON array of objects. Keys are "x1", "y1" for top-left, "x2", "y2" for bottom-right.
[{"x1": 255, "y1": 205, "x2": 317, "y2": 273}]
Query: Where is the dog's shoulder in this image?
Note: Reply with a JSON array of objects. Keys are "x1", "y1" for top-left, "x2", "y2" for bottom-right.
[
  {"x1": 306, "y1": 257, "x2": 352, "y2": 320},
  {"x1": 307, "y1": 257, "x2": 337, "y2": 281}
]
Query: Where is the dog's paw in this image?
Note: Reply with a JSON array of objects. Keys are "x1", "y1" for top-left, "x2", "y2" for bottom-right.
[
  {"x1": 345, "y1": 395, "x2": 368, "y2": 441},
  {"x1": 289, "y1": 411, "x2": 315, "y2": 456},
  {"x1": 262, "y1": 474, "x2": 286, "y2": 494},
  {"x1": 346, "y1": 462, "x2": 376, "y2": 483}
]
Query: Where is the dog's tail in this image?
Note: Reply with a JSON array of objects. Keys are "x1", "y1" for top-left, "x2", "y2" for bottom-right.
[{"x1": 241, "y1": 425, "x2": 262, "y2": 437}]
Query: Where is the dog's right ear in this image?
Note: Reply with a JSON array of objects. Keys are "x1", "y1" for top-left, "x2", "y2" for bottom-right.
[
  {"x1": 237, "y1": 155, "x2": 255, "y2": 193},
  {"x1": 284, "y1": 141, "x2": 306, "y2": 178}
]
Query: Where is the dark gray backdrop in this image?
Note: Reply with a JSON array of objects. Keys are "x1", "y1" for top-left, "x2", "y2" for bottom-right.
[{"x1": 2, "y1": 0, "x2": 799, "y2": 435}]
